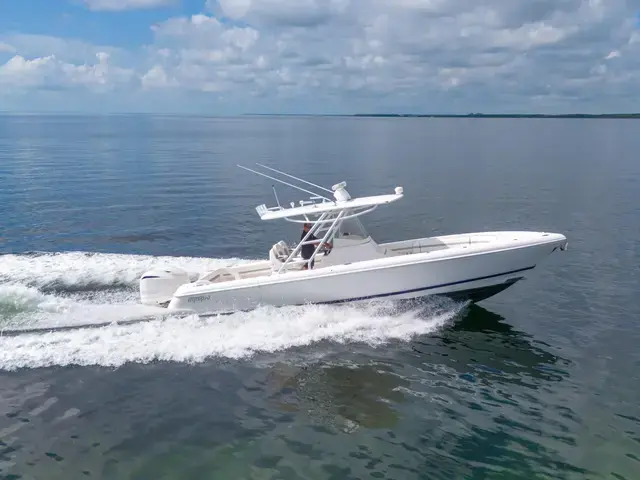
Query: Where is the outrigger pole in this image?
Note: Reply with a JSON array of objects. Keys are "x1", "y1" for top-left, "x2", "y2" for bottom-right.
[
  {"x1": 254, "y1": 163, "x2": 334, "y2": 194},
  {"x1": 237, "y1": 164, "x2": 332, "y2": 203},
  {"x1": 239, "y1": 163, "x2": 345, "y2": 271}
]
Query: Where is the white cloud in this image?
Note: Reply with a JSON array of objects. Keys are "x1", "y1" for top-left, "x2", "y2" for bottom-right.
[
  {"x1": 0, "y1": 55, "x2": 59, "y2": 89},
  {"x1": 214, "y1": 0, "x2": 251, "y2": 19},
  {"x1": 0, "y1": 42, "x2": 15, "y2": 53},
  {"x1": 222, "y1": 27, "x2": 260, "y2": 51},
  {"x1": 211, "y1": 0, "x2": 350, "y2": 26},
  {"x1": 2, "y1": 0, "x2": 640, "y2": 113},
  {"x1": 82, "y1": 0, "x2": 175, "y2": 11},
  {"x1": 0, "y1": 52, "x2": 135, "y2": 91},
  {"x1": 0, "y1": 34, "x2": 127, "y2": 65},
  {"x1": 141, "y1": 65, "x2": 178, "y2": 88}
]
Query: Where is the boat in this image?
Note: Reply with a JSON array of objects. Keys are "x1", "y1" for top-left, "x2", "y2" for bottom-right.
[{"x1": 139, "y1": 164, "x2": 568, "y2": 315}]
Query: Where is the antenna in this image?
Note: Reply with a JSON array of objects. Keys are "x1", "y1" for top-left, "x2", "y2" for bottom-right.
[
  {"x1": 255, "y1": 163, "x2": 333, "y2": 193},
  {"x1": 238, "y1": 164, "x2": 332, "y2": 201},
  {"x1": 272, "y1": 184, "x2": 281, "y2": 208}
]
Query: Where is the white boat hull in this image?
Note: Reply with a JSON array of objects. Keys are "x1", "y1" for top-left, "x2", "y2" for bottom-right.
[{"x1": 157, "y1": 232, "x2": 567, "y2": 315}]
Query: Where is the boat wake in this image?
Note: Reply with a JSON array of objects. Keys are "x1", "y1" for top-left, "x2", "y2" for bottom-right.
[{"x1": 0, "y1": 252, "x2": 465, "y2": 371}]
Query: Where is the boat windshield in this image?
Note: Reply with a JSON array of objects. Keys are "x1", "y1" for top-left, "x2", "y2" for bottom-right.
[{"x1": 335, "y1": 217, "x2": 369, "y2": 240}]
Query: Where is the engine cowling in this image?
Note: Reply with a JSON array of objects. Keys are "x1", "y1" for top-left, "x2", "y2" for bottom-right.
[{"x1": 140, "y1": 267, "x2": 190, "y2": 306}]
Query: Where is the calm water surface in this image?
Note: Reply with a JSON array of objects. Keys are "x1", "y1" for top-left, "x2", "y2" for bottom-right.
[{"x1": 0, "y1": 115, "x2": 639, "y2": 479}]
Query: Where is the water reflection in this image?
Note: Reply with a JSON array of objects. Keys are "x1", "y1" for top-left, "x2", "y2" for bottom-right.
[
  {"x1": 264, "y1": 360, "x2": 409, "y2": 432},
  {"x1": 413, "y1": 304, "x2": 570, "y2": 386},
  {"x1": 0, "y1": 304, "x2": 588, "y2": 480},
  {"x1": 395, "y1": 304, "x2": 586, "y2": 479}
]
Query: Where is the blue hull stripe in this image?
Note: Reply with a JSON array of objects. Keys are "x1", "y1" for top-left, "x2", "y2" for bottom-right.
[
  {"x1": 178, "y1": 265, "x2": 538, "y2": 316},
  {"x1": 319, "y1": 265, "x2": 536, "y2": 305}
]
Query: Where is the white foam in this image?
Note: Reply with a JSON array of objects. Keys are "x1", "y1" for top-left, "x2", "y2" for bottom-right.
[
  {"x1": 0, "y1": 251, "x2": 465, "y2": 371},
  {"x1": 0, "y1": 283, "x2": 75, "y2": 315},
  {"x1": 0, "y1": 300, "x2": 464, "y2": 371},
  {"x1": 0, "y1": 282, "x2": 166, "y2": 329},
  {"x1": 0, "y1": 251, "x2": 253, "y2": 291},
  {"x1": 0, "y1": 251, "x2": 253, "y2": 329}
]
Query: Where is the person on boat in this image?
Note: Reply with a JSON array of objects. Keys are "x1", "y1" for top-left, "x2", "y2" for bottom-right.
[{"x1": 300, "y1": 222, "x2": 332, "y2": 270}]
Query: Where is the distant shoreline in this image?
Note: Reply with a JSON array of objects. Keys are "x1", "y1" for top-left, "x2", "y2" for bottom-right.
[
  {"x1": 244, "y1": 113, "x2": 640, "y2": 119},
  {"x1": 351, "y1": 113, "x2": 640, "y2": 119},
  {"x1": 1, "y1": 112, "x2": 639, "y2": 119}
]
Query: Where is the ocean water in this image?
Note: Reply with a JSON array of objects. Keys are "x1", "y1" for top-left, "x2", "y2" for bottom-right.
[{"x1": 0, "y1": 114, "x2": 639, "y2": 479}]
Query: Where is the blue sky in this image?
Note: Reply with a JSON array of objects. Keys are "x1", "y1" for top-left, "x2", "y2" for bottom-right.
[
  {"x1": 0, "y1": 0, "x2": 207, "y2": 47},
  {"x1": 0, "y1": 0, "x2": 639, "y2": 114}
]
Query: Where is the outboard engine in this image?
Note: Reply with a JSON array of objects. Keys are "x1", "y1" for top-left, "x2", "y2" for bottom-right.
[{"x1": 139, "y1": 266, "x2": 190, "y2": 306}]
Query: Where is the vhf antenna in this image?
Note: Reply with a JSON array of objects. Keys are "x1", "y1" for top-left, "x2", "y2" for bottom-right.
[{"x1": 272, "y1": 184, "x2": 281, "y2": 208}]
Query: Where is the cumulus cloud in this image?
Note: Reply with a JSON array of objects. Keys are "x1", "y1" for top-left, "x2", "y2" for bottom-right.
[
  {"x1": 147, "y1": 0, "x2": 639, "y2": 111},
  {"x1": 0, "y1": 52, "x2": 135, "y2": 91},
  {"x1": 214, "y1": 0, "x2": 251, "y2": 19},
  {"x1": 2, "y1": 0, "x2": 640, "y2": 112},
  {"x1": 212, "y1": 0, "x2": 351, "y2": 27},
  {"x1": 141, "y1": 65, "x2": 179, "y2": 88},
  {"x1": 0, "y1": 34, "x2": 127, "y2": 65}
]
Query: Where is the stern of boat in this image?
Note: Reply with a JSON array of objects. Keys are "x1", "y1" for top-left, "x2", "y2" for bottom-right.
[{"x1": 139, "y1": 266, "x2": 191, "y2": 306}]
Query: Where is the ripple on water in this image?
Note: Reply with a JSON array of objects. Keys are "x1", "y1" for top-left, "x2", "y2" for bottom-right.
[{"x1": 2, "y1": 115, "x2": 640, "y2": 479}]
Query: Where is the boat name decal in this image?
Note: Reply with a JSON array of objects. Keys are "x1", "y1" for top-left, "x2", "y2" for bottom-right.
[{"x1": 187, "y1": 295, "x2": 211, "y2": 303}]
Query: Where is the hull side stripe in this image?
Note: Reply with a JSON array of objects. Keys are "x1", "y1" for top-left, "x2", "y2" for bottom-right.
[
  {"x1": 320, "y1": 265, "x2": 536, "y2": 304},
  {"x1": 181, "y1": 265, "x2": 536, "y2": 315}
]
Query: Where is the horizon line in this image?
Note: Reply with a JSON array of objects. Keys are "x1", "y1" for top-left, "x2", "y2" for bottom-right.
[{"x1": 0, "y1": 111, "x2": 639, "y2": 118}]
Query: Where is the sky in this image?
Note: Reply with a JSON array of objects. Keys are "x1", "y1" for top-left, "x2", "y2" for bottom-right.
[{"x1": 0, "y1": 0, "x2": 639, "y2": 114}]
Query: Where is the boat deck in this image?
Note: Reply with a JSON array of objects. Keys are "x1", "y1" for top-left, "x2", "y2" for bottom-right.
[{"x1": 191, "y1": 231, "x2": 561, "y2": 287}]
